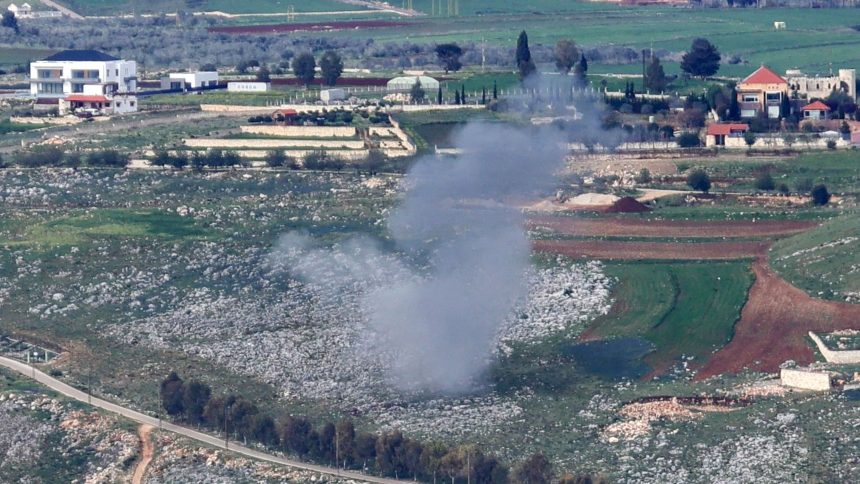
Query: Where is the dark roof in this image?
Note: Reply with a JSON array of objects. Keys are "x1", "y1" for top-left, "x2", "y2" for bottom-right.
[{"x1": 42, "y1": 50, "x2": 120, "y2": 62}]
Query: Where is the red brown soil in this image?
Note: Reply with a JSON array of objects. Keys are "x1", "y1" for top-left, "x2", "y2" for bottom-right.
[
  {"x1": 533, "y1": 239, "x2": 769, "y2": 260},
  {"x1": 527, "y1": 217, "x2": 818, "y2": 239},
  {"x1": 607, "y1": 197, "x2": 651, "y2": 213},
  {"x1": 695, "y1": 259, "x2": 860, "y2": 379},
  {"x1": 209, "y1": 20, "x2": 409, "y2": 34}
]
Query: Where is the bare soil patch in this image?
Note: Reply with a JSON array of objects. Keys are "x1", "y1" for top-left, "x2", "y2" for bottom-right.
[
  {"x1": 532, "y1": 239, "x2": 769, "y2": 260},
  {"x1": 696, "y1": 259, "x2": 860, "y2": 379},
  {"x1": 132, "y1": 424, "x2": 154, "y2": 484},
  {"x1": 528, "y1": 217, "x2": 817, "y2": 239}
]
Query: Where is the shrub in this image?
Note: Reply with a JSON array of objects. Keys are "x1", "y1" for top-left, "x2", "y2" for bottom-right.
[
  {"x1": 635, "y1": 168, "x2": 652, "y2": 184},
  {"x1": 686, "y1": 169, "x2": 711, "y2": 193},
  {"x1": 754, "y1": 172, "x2": 775, "y2": 191},
  {"x1": 13, "y1": 146, "x2": 65, "y2": 167},
  {"x1": 86, "y1": 150, "x2": 129, "y2": 167},
  {"x1": 826, "y1": 139, "x2": 837, "y2": 150},
  {"x1": 777, "y1": 183, "x2": 790, "y2": 195},
  {"x1": 811, "y1": 184, "x2": 831, "y2": 205},
  {"x1": 265, "y1": 149, "x2": 288, "y2": 168},
  {"x1": 676, "y1": 132, "x2": 701, "y2": 148}
]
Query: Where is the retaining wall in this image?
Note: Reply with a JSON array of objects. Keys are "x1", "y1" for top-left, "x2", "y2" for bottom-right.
[
  {"x1": 183, "y1": 139, "x2": 366, "y2": 149},
  {"x1": 809, "y1": 331, "x2": 860, "y2": 364},
  {"x1": 780, "y1": 368, "x2": 832, "y2": 391},
  {"x1": 240, "y1": 125, "x2": 357, "y2": 137}
]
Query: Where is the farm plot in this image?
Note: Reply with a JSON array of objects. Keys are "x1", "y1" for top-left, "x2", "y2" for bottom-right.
[
  {"x1": 528, "y1": 216, "x2": 818, "y2": 239},
  {"x1": 208, "y1": 20, "x2": 410, "y2": 34},
  {"x1": 533, "y1": 239, "x2": 769, "y2": 261}
]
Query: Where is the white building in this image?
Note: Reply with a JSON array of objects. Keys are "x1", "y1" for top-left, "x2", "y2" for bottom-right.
[
  {"x1": 320, "y1": 88, "x2": 346, "y2": 104},
  {"x1": 785, "y1": 68, "x2": 856, "y2": 101},
  {"x1": 161, "y1": 71, "x2": 219, "y2": 90},
  {"x1": 7, "y1": 3, "x2": 31, "y2": 17},
  {"x1": 30, "y1": 50, "x2": 138, "y2": 116}
]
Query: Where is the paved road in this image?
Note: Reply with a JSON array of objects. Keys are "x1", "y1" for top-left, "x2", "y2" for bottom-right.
[{"x1": 0, "y1": 355, "x2": 401, "y2": 484}]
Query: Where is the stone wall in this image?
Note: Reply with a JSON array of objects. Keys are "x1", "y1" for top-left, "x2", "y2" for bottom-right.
[
  {"x1": 809, "y1": 331, "x2": 860, "y2": 364},
  {"x1": 780, "y1": 368, "x2": 833, "y2": 391},
  {"x1": 183, "y1": 139, "x2": 366, "y2": 149},
  {"x1": 239, "y1": 125, "x2": 357, "y2": 138}
]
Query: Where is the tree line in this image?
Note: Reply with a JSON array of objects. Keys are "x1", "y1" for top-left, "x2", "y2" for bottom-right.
[
  {"x1": 159, "y1": 372, "x2": 604, "y2": 483},
  {"x1": 1, "y1": 146, "x2": 129, "y2": 168}
]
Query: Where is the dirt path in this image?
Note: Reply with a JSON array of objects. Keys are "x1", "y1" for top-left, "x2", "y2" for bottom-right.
[
  {"x1": 37, "y1": 0, "x2": 84, "y2": 19},
  {"x1": 695, "y1": 258, "x2": 860, "y2": 379},
  {"x1": 533, "y1": 239, "x2": 769, "y2": 260},
  {"x1": 528, "y1": 217, "x2": 818, "y2": 239},
  {"x1": 132, "y1": 424, "x2": 154, "y2": 484}
]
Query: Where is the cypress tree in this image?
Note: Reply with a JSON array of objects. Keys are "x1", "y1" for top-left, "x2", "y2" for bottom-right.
[
  {"x1": 437, "y1": 86, "x2": 443, "y2": 104},
  {"x1": 455, "y1": 89, "x2": 461, "y2": 105},
  {"x1": 461, "y1": 84, "x2": 466, "y2": 104},
  {"x1": 516, "y1": 30, "x2": 536, "y2": 81},
  {"x1": 482, "y1": 86, "x2": 487, "y2": 104},
  {"x1": 493, "y1": 79, "x2": 498, "y2": 99}
]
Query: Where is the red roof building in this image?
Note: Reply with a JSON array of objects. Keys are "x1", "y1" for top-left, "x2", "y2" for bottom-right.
[
  {"x1": 740, "y1": 66, "x2": 788, "y2": 85},
  {"x1": 801, "y1": 100, "x2": 831, "y2": 120},
  {"x1": 65, "y1": 95, "x2": 109, "y2": 103},
  {"x1": 737, "y1": 65, "x2": 790, "y2": 120},
  {"x1": 706, "y1": 123, "x2": 750, "y2": 147}
]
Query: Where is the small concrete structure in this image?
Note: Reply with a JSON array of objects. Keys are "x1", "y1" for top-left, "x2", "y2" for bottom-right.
[
  {"x1": 320, "y1": 88, "x2": 346, "y2": 104},
  {"x1": 809, "y1": 331, "x2": 860, "y2": 364},
  {"x1": 773, "y1": 21, "x2": 786, "y2": 30},
  {"x1": 161, "y1": 71, "x2": 219, "y2": 90},
  {"x1": 386, "y1": 75, "x2": 439, "y2": 92},
  {"x1": 780, "y1": 368, "x2": 833, "y2": 391},
  {"x1": 227, "y1": 81, "x2": 270, "y2": 92}
]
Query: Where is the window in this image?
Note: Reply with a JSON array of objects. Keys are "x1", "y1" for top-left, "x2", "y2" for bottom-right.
[
  {"x1": 38, "y1": 82, "x2": 63, "y2": 94},
  {"x1": 765, "y1": 92, "x2": 781, "y2": 102},
  {"x1": 742, "y1": 94, "x2": 759, "y2": 103},
  {"x1": 72, "y1": 84, "x2": 84, "y2": 93}
]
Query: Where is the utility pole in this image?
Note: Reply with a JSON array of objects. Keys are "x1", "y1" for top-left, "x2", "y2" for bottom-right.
[
  {"x1": 335, "y1": 424, "x2": 340, "y2": 473},
  {"x1": 481, "y1": 37, "x2": 486, "y2": 73}
]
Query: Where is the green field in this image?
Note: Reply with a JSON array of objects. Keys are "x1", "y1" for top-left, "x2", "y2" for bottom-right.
[
  {"x1": 770, "y1": 214, "x2": 860, "y2": 301},
  {"x1": 585, "y1": 261, "x2": 753, "y2": 372},
  {"x1": 0, "y1": 47, "x2": 55, "y2": 67},
  {"x1": 58, "y1": 0, "x2": 366, "y2": 15}
]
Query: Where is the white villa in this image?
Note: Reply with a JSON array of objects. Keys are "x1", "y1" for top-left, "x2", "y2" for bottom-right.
[
  {"x1": 160, "y1": 71, "x2": 219, "y2": 90},
  {"x1": 7, "y1": 3, "x2": 32, "y2": 17},
  {"x1": 29, "y1": 50, "x2": 138, "y2": 116}
]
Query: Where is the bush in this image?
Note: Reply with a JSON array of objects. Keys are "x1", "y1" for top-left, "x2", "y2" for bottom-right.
[
  {"x1": 686, "y1": 169, "x2": 711, "y2": 193},
  {"x1": 777, "y1": 183, "x2": 790, "y2": 195},
  {"x1": 826, "y1": 139, "x2": 837, "y2": 150},
  {"x1": 635, "y1": 168, "x2": 652, "y2": 184},
  {"x1": 676, "y1": 132, "x2": 701, "y2": 148},
  {"x1": 754, "y1": 172, "x2": 775, "y2": 191},
  {"x1": 265, "y1": 149, "x2": 288, "y2": 168},
  {"x1": 87, "y1": 150, "x2": 130, "y2": 167},
  {"x1": 811, "y1": 184, "x2": 831, "y2": 205},
  {"x1": 13, "y1": 146, "x2": 65, "y2": 167}
]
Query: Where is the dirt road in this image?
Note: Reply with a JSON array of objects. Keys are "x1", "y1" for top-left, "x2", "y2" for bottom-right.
[
  {"x1": 0, "y1": 356, "x2": 400, "y2": 484},
  {"x1": 37, "y1": 0, "x2": 84, "y2": 19},
  {"x1": 132, "y1": 424, "x2": 154, "y2": 484}
]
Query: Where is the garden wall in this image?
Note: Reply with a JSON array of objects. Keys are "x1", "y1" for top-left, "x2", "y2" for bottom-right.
[
  {"x1": 239, "y1": 125, "x2": 357, "y2": 137},
  {"x1": 780, "y1": 368, "x2": 832, "y2": 391},
  {"x1": 183, "y1": 139, "x2": 366, "y2": 149},
  {"x1": 809, "y1": 331, "x2": 860, "y2": 364}
]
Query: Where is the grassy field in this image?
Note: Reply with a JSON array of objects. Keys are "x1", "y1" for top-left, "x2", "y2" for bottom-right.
[
  {"x1": 0, "y1": 47, "x2": 55, "y2": 67},
  {"x1": 58, "y1": 0, "x2": 367, "y2": 15},
  {"x1": 770, "y1": 213, "x2": 860, "y2": 301},
  {"x1": 585, "y1": 261, "x2": 753, "y2": 372}
]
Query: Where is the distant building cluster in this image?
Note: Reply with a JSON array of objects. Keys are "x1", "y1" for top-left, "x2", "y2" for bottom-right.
[{"x1": 736, "y1": 65, "x2": 856, "y2": 120}]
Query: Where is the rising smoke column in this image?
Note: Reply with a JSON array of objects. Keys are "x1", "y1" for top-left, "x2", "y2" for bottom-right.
[{"x1": 366, "y1": 122, "x2": 567, "y2": 392}]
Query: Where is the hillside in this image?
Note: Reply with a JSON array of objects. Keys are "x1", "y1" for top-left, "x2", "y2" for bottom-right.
[
  {"x1": 770, "y1": 214, "x2": 860, "y2": 302},
  {"x1": 56, "y1": 0, "x2": 372, "y2": 16}
]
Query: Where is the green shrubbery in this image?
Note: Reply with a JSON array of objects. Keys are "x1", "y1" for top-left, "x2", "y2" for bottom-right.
[{"x1": 10, "y1": 147, "x2": 129, "y2": 168}]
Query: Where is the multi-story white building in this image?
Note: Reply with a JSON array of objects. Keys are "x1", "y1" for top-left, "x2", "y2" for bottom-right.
[
  {"x1": 30, "y1": 50, "x2": 138, "y2": 116},
  {"x1": 785, "y1": 68, "x2": 856, "y2": 101}
]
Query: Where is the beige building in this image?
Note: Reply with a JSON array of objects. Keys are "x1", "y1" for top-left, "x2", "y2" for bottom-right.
[
  {"x1": 737, "y1": 66, "x2": 789, "y2": 119},
  {"x1": 785, "y1": 68, "x2": 856, "y2": 101}
]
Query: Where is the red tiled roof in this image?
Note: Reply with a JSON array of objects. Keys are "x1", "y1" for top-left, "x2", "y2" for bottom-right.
[
  {"x1": 274, "y1": 108, "x2": 298, "y2": 116},
  {"x1": 740, "y1": 66, "x2": 787, "y2": 85},
  {"x1": 65, "y1": 95, "x2": 108, "y2": 103},
  {"x1": 802, "y1": 100, "x2": 831, "y2": 111},
  {"x1": 707, "y1": 123, "x2": 749, "y2": 136}
]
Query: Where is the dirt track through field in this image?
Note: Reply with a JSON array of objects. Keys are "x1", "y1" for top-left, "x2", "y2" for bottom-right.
[
  {"x1": 528, "y1": 217, "x2": 818, "y2": 239},
  {"x1": 132, "y1": 424, "x2": 154, "y2": 484},
  {"x1": 533, "y1": 239, "x2": 769, "y2": 260},
  {"x1": 695, "y1": 259, "x2": 860, "y2": 379}
]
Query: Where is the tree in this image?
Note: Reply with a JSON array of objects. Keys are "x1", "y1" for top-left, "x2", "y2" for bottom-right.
[
  {"x1": 516, "y1": 30, "x2": 536, "y2": 81},
  {"x1": 513, "y1": 453, "x2": 554, "y2": 484},
  {"x1": 319, "y1": 50, "x2": 344, "y2": 86},
  {"x1": 292, "y1": 53, "x2": 316, "y2": 87},
  {"x1": 811, "y1": 184, "x2": 831, "y2": 205},
  {"x1": 493, "y1": 79, "x2": 498, "y2": 100},
  {"x1": 410, "y1": 79, "x2": 426, "y2": 104},
  {"x1": 755, "y1": 172, "x2": 776, "y2": 191},
  {"x1": 680, "y1": 38, "x2": 721, "y2": 79},
  {"x1": 318, "y1": 422, "x2": 337, "y2": 463},
  {"x1": 265, "y1": 149, "x2": 288, "y2": 168},
  {"x1": 249, "y1": 415, "x2": 278, "y2": 447},
  {"x1": 437, "y1": 86, "x2": 443, "y2": 104},
  {"x1": 354, "y1": 432, "x2": 377, "y2": 469},
  {"x1": 256, "y1": 65, "x2": 271, "y2": 82},
  {"x1": 554, "y1": 39, "x2": 579, "y2": 75},
  {"x1": 335, "y1": 419, "x2": 356, "y2": 467},
  {"x1": 780, "y1": 94, "x2": 791, "y2": 119},
  {"x1": 573, "y1": 54, "x2": 588, "y2": 86},
  {"x1": 279, "y1": 416, "x2": 313, "y2": 456},
  {"x1": 460, "y1": 84, "x2": 466, "y2": 104},
  {"x1": 635, "y1": 168, "x2": 652, "y2": 184},
  {"x1": 1, "y1": 11, "x2": 18, "y2": 34},
  {"x1": 728, "y1": 86, "x2": 741, "y2": 121},
  {"x1": 481, "y1": 86, "x2": 487, "y2": 104},
  {"x1": 743, "y1": 130, "x2": 757, "y2": 149},
  {"x1": 435, "y1": 43, "x2": 463, "y2": 73},
  {"x1": 687, "y1": 169, "x2": 712, "y2": 193},
  {"x1": 360, "y1": 149, "x2": 386, "y2": 175},
  {"x1": 644, "y1": 55, "x2": 668, "y2": 93},
  {"x1": 454, "y1": 89, "x2": 461, "y2": 105},
  {"x1": 159, "y1": 372, "x2": 185, "y2": 417},
  {"x1": 181, "y1": 380, "x2": 211, "y2": 425},
  {"x1": 677, "y1": 132, "x2": 702, "y2": 148},
  {"x1": 840, "y1": 120, "x2": 851, "y2": 137}
]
